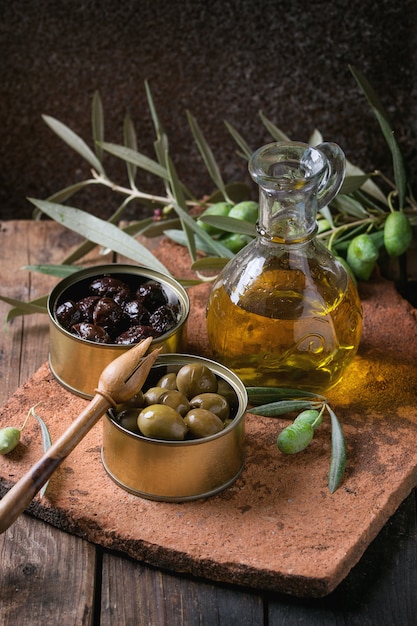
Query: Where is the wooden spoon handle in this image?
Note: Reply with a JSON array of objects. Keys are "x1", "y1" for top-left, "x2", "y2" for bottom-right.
[{"x1": 0, "y1": 393, "x2": 108, "y2": 534}]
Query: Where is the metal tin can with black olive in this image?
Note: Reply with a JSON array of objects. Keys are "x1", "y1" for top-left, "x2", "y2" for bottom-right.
[
  {"x1": 101, "y1": 354, "x2": 247, "y2": 501},
  {"x1": 48, "y1": 264, "x2": 189, "y2": 398}
]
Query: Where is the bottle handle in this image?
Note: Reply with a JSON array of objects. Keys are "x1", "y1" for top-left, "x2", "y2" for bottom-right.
[{"x1": 316, "y1": 142, "x2": 346, "y2": 209}]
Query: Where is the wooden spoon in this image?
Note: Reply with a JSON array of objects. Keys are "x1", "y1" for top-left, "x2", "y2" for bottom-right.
[{"x1": 0, "y1": 336, "x2": 161, "y2": 533}]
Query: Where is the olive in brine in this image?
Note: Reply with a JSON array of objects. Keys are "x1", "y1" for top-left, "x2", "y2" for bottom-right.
[
  {"x1": 56, "y1": 300, "x2": 82, "y2": 329},
  {"x1": 115, "y1": 391, "x2": 144, "y2": 413},
  {"x1": 115, "y1": 325, "x2": 157, "y2": 345},
  {"x1": 143, "y1": 386, "x2": 166, "y2": 406},
  {"x1": 216, "y1": 378, "x2": 237, "y2": 407},
  {"x1": 89, "y1": 275, "x2": 131, "y2": 300},
  {"x1": 71, "y1": 322, "x2": 111, "y2": 343},
  {"x1": 184, "y1": 408, "x2": 224, "y2": 439},
  {"x1": 92, "y1": 298, "x2": 123, "y2": 331},
  {"x1": 149, "y1": 305, "x2": 178, "y2": 334},
  {"x1": 159, "y1": 390, "x2": 190, "y2": 416},
  {"x1": 123, "y1": 300, "x2": 150, "y2": 326},
  {"x1": 76, "y1": 296, "x2": 100, "y2": 322},
  {"x1": 138, "y1": 405, "x2": 187, "y2": 440},
  {"x1": 136, "y1": 280, "x2": 167, "y2": 310},
  {"x1": 117, "y1": 408, "x2": 141, "y2": 434},
  {"x1": 190, "y1": 393, "x2": 230, "y2": 422},
  {"x1": 176, "y1": 364, "x2": 218, "y2": 398},
  {"x1": 157, "y1": 372, "x2": 178, "y2": 390}
]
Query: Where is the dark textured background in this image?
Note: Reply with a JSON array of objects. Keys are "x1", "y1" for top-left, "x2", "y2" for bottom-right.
[{"x1": 1, "y1": 0, "x2": 416, "y2": 219}]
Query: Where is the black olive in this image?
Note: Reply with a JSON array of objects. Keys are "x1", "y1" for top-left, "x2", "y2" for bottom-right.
[
  {"x1": 89, "y1": 275, "x2": 131, "y2": 301},
  {"x1": 56, "y1": 300, "x2": 82, "y2": 329},
  {"x1": 123, "y1": 299, "x2": 150, "y2": 326},
  {"x1": 149, "y1": 304, "x2": 178, "y2": 334},
  {"x1": 76, "y1": 296, "x2": 100, "y2": 322},
  {"x1": 92, "y1": 298, "x2": 124, "y2": 331},
  {"x1": 136, "y1": 280, "x2": 167, "y2": 309},
  {"x1": 115, "y1": 325, "x2": 158, "y2": 345},
  {"x1": 71, "y1": 322, "x2": 111, "y2": 343}
]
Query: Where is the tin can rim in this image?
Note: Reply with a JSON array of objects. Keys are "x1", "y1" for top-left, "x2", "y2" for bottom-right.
[
  {"x1": 47, "y1": 263, "x2": 190, "y2": 346},
  {"x1": 106, "y1": 352, "x2": 248, "y2": 446}
]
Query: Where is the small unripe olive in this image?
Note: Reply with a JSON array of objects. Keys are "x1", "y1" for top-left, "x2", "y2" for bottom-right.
[
  {"x1": 277, "y1": 422, "x2": 314, "y2": 454},
  {"x1": 384, "y1": 211, "x2": 413, "y2": 257}
]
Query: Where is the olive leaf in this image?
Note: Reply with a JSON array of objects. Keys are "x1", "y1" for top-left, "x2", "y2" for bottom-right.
[
  {"x1": 326, "y1": 404, "x2": 347, "y2": 494},
  {"x1": 247, "y1": 386, "x2": 326, "y2": 405},
  {"x1": 142, "y1": 218, "x2": 182, "y2": 237},
  {"x1": 199, "y1": 215, "x2": 257, "y2": 237},
  {"x1": 258, "y1": 111, "x2": 291, "y2": 142},
  {"x1": 166, "y1": 195, "x2": 234, "y2": 260},
  {"x1": 344, "y1": 160, "x2": 388, "y2": 205},
  {"x1": 224, "y1": 120, "x2": 253, "y2": 159},
  {"x1": 92, "y1": 90, "x2": 104, "y2": 163},
  {"x1": 123, "y1": 113, "x2": 138, "y2": 187},
  {"x1": 191, "y1": 257, "x2": 229, "y2": 272},
  {"x1": 0, "y1": 294, "x2": 48, "y2": 320},
  {"x1": 165, "y1": 229, "x2": 217, "y2": 256},
  {"x1": 30, "y1": 405, "x2": 52, "y2": 498},
  {"x1": 28, "y1": 198, "x2": 171, "y2": 275},
  {"x1": 20, "y1": 264, "x2": 82, "y2": 278},
  {"x1": 331, "y1": 194, "x2": 371, "y2": 219},
  {"x1": 42, "y1": 114, "x2": 105, "y2": 176},
  {"x1": 349, "y1": 65, "x2": 407, "y2": 209},
  {"x1": 340, "y1": 175, "x2": 374, "y2": 195},
  {"x1": 47, "y1": 180, "x2": 98, "y2": 205},
  {"x1": 31, "y1": 179, "x2": 97, "y2": 220},
  {"x1": 62, "y1": 195, "x2": 145, "y2": 265},
  {"x1": 99, "y1": 142, "x2": 169, "y2": 181},
  {"x1": 165, "y1": 151, "x2": 197, "y2": 263},
  {"x1": 186, "y1": 111, "x2": 233, "y2": 204},
  {"x1": 249, "y1": 400, "x2": 323, "y2": 417}
]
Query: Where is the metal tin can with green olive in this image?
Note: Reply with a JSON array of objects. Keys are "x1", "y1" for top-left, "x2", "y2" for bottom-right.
[
  {"x1": 101, "y1": 354, "x2": 247, "y2": 501},
  {"x1": 48, "y1": 265, "x2": 189, "y2": 398}
]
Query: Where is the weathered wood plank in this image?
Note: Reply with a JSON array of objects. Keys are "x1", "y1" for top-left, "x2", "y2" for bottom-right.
[
  {"x1": 100, "y1": 552, "x2": 264, "y2": 625},
  {"x1": 0, "y1": 514, "x2": 96, "y2": 626},
  {"x1": 0, "y1": 221, "x2": 99, "y2": 626}
]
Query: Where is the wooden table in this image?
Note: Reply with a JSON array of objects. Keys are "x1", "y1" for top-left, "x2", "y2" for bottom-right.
[{"x1": 0, "y1": 220, "x2": 417, "y2": 625}]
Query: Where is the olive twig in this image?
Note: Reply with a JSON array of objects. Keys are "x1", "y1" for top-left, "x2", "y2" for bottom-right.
[
  {"x1": 0, "y1": 402, "x2": 42, "y2": 455},
  {"x1": 248, "y1": 388, "x2": 347, "y2": 493}
]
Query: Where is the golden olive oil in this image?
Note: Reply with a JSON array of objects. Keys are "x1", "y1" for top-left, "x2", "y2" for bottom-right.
[{"x1": 206, "y1": 264, "x2": 362, "y2": 392}]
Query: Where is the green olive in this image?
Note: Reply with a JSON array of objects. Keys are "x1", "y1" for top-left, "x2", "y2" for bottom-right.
[
  {"x1": 143, "y1": 386, "x2": 166, "y2": 406},
  {"x1": 0, "y1": 426, "x2": 21, "y2": 455},
  {"x1": 184, "y1": 408, "x2": 224, "y2": 439},
  {"x1": 115, "y1": 391, "x2": 144, "y2": 413},
  {"x1": 227, "y1": 201, "x2": 259, "y2": 223},
  {"x1": 196, "y1": 202, "x2": 232, "y2": 235},
  {"x1": 116, "y1": 409, "x2": 141, "y2": 434},
  {"x1": 277, "y1": 422, "x2": 314, "y2": 454},
  {"x1": 219, "y1": 232, "x2": 253, "y2": 253},
  {"x1": 176, "y1": 364, "x2": 218, "y2": 398},
  {"x1": 159, "y1": 390, "x2": 190, "y2": 416},
  {"x1": 157, "y1": 372, "x2": 178, "y2": 390},
  {"x1": 190, "y1": 393, "x2": 230, "y2": 422},
  {"x1": 294, "y1": 409, "x2": 322, "y2": 430},
  {"x1": 216, "y1": 378, "x2": 237, "y2": 407},
  {"x1": 384, "y1": 211, "x2": 413, "y2": 257},
  {"x1": 346, "y1": 234, "x2": 379, "y2": 280},
  {"x1": 317, "y1": 218, "x2": 331, "y2": 234},
  {"x1": 137, "y1": 404, "x2": 187, "y2": 440}
]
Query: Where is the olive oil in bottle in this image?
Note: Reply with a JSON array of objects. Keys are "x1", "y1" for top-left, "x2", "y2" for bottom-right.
[{"x1": 206, "y1": 141, "x2": 363, "y2": 393}]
